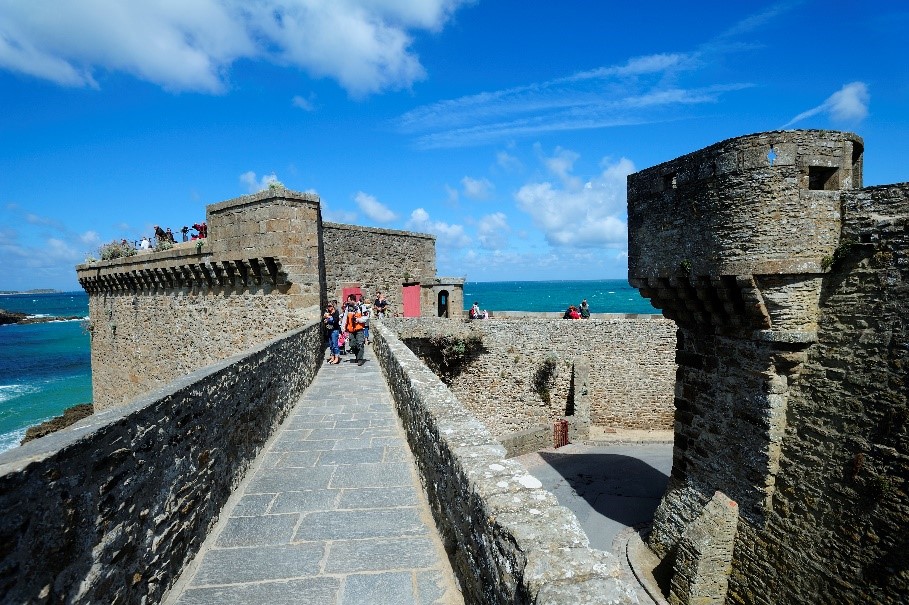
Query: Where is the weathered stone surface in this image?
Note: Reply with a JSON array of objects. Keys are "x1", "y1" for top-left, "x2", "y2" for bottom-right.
[
  {"x1": 0, "y1": 323, "x2": 322, "y2": 605},
  {"x1": 629, "y1": 130, "x2": 908, "y2": 604},
  {"x1": 371, "y1": 322, "x2": 639, "y2": 604},
  {"x1": 386, "y1": 317, "x2": 676, "y2": 441},
  {"x1": 75, "y1": 189, "x2": 456, "y2": 410}
]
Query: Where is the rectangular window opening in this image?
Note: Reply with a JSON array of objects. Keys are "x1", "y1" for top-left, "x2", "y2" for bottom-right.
[{"x1": 808, "y1": 166, "x2": 839, "y2": 191}]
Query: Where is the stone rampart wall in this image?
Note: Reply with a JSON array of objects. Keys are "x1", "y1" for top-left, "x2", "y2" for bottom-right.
[
  {"x1": 0, "y1": 323, "x2": 323, "y2": 605},
  {"x1": 323, "y1": 222, "x2": 435, "y2": 314},
  {"x1": 85, "y1": 287, "x2": 310, "y2": 409},
  {"x1": 720, "y1": 183, "x2": 908, "y2": 604},
  {"x1": 370, "y1": 322, "x2": 639, "y2": 604},
  {"x1": 384, "y1": 317, "x2": 677, "y2": 438}
]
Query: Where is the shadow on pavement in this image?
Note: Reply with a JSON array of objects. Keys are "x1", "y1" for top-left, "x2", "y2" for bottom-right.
[{"x1": 537, "y1": 451, "x2": 670, "y2": 529}]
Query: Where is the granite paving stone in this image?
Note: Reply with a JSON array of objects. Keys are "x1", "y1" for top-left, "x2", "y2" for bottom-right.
[
  {"x1": 294, "y1": 507, "x2": 428, "y2": 541},
  {"x1": 269, "y1": 489, "x2": 340, "y2": 514},
  {"x1": 167, "y1": 345, "x2": 463, "y2": 605},
  {"x1": 191, "y1": 543, "x2": 325, "y2": 585},
  {"x1": 230, "y1": 493, "x2": 276, "y2": 517},
  {"x1": 337, "y1": 486, "x2": 419, "y2": 509},
  {"x1": 215, "y1": 514, "x2": 299, "y2": 547},
  {"x1": 329, "y1": 462, "x2": 413, "y2": 488},
  {"x1": 176, "y1": 577, "x2": 341, "y2": 605},
  {"x1": 324, "y1": 536, "x2": 437, "y2": 573},
  {"x1": 340, "y1": 572, "x2": 415, "y2": 605}
]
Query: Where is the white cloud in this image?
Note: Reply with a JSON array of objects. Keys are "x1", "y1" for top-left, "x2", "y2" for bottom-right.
[
  {"x1": 496, "y1": 151, "x2": 523, "y2": 173},
  {"x1": 477, "y1": 212, "x2": 510, "y2": 250},
  {"x1": 444, "y1": 184, "x2": 459, "y2": 204},
  {"x1": 292, "y1": 94, "x2": 316, "y2": 111},
  {"x1": 354, "y1": 191, "x2": 397, "y2": 223},
  {"x1": 0, "y1": 0, "x2": 472, "y2": 96},
  {"x1": 240, "y1": 171, "x2": 280, "y2": 193},
  {"x1": 406, "y1": 208, "x2": 470, "y2": 248},
  {"x1": 541, "y1": 146, "x2": 582, "y2": 189},
  {"x1": 515, "y1": 151, "x2": 634, "y2": 248},
  {"x1": 783, "y1": 82, "x2": 870, "y2": 128},
  {"x1": 79, "y1": 231, "x2": 101, "y2": 246},
  {"x1": 461, "y1": 176, "x2": 494, "y2": 200}
]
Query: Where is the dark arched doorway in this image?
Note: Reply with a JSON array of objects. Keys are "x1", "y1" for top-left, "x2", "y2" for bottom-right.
[{"x1": 437, "y1": 290, "x2": 450, "y2": 317}]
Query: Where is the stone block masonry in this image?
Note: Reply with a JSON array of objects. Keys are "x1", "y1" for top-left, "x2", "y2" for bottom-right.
[
  {"x1": 629, "y1": 130, "x2": 908, "y2": 604},
  {"x1": 77, "y1": 188, "x2": 454, "y2": 409},
  {"x1": 384, "y1": 316, "x2": 677, "y2": 449},
  {"x1": 371, "y1": 321, "x2": 641, "y2": 604},
  {"x1": 0, "y1": 322, "x2": 323, "y2": 604}
]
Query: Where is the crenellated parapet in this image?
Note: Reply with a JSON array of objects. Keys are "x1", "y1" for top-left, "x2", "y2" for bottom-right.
[{"x1": 78, "y1": 253, "x2": 288, "y2": 294}]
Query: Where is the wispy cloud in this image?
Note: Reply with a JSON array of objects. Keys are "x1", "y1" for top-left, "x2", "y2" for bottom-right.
[
  {"x1": 396, "y1": 54, "x2": 751, "y2": 148},
  {"x1": 395, "y1": 4, "x2": 806, "y2": 149},
  {"x1": 783, "y1": 82, "x2": 870, "y2": 128},
  {"x1": 461, "y1": 176, "x2": 494, "y2": 200},
  {"x1": 406, "y1": 208, "x2": 470, "y2": 248}
]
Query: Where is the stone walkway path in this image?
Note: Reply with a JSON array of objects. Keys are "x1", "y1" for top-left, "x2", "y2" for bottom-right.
[{"x1": 165, "y1": 347, "x2": 464, "y2": 605}]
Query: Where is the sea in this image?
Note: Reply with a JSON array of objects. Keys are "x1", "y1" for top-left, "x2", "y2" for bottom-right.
[{"x1": 0, "y1": 280, "x2": 656, "y2": 454}]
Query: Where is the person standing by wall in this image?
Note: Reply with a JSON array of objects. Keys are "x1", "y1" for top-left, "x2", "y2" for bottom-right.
[
  {"x1": 342, "y1": 294, "x2": 368, "y2": 366},
  {"x1": 323, "y1": 302, "x2": 341, "y2": 364}
]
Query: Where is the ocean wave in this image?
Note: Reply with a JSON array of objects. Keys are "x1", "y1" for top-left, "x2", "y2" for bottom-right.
[
  {"x1": 0, "y1": 384, "x2": 38, "y2": 404},
  {"x1": 0, "y1": 427, "x2": 26, "y2": 454}
]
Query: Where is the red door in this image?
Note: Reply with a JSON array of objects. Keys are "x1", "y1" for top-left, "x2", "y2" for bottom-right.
[
  {"x1": 402, "y1": 285, "x2": 421, "y2": 317},
  {"x1": 342, "y1": 286, "x2": 362, "y2": 302}
]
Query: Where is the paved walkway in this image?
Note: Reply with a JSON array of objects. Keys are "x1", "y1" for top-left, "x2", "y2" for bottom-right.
[{"x1": 165, "y1": 347, "x2": 464, "y2": 605}]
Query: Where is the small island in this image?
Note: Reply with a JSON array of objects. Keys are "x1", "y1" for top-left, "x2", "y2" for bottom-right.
[
  {"x1": 0, "y1": 309, "x2": 83, "y2": 326},
  {"x1": 0, "y1": 289, "x2": 60, "y2": 295}
]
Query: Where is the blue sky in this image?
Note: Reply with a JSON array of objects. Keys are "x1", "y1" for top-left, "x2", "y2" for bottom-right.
[{"x1": 1, "y1": 1, "x2": 906, "y2": 291}]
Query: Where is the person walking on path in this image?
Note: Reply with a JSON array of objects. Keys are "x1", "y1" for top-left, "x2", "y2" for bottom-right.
[
  {"x1": 342, "y1": 294, "x2": 368, "y2": 366},
  {"x1": 323, "y1": 302, "x2": 341, "y2": 364}
]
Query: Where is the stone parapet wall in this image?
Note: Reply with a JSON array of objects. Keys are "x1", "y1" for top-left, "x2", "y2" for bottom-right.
[
  {"x1": 370, "y1": 322, "x2": 640, "y2": 604},
  {"x1": 322, "y1": 222, "x2": 436, "y2": 314},
  {"x1": 628, "y1": 129, "x2": 863, "y2": 279},
  {"x1": 0, "y1": 323, "x2": 323, "y2": 605},
  {"x1": 384, "y1": 317, "x2": 676, "y2": 438}
]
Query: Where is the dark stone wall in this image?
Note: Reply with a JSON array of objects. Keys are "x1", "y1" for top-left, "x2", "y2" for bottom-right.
[
  {"x1": 725, "y1": 183, "x2": 909, "y2": 604},
  {"x1": 630, "y1": 128, "x2": 907, "y2": 605},
  {"x1": 0, "y1": 323, "x2": 323, "y2": 605},
  {"x1": 370, "y1": 322, "x2": 639, "y2": 604}
]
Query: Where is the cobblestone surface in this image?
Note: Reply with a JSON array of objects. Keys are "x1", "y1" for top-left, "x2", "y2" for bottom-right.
[{"x1": 165, "y1": 347, "x2": 463, "y2": 605}]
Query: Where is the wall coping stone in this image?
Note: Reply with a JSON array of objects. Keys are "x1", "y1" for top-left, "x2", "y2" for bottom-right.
[
  {"x1": 324, "y1": 220, "x2": 436, "y2": 240},
  {"x1": 372, "y1": 320, "x2": 640, "y2": 604}
]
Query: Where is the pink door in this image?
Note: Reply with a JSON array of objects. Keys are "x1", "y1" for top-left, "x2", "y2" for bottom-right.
[
  {"x1": 342, "y1": 286, "x2": 362, "y2": 302},
  {"x1": 402, "y1": 285, "x2": 421, "y2": 317}
]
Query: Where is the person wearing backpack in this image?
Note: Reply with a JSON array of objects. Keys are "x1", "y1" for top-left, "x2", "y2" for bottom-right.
[{"x1": 343, "y1": 294, "x2": 368, "y2": 366}]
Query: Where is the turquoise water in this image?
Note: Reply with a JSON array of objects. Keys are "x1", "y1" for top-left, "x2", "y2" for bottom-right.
[
  {"x1": 463, "y1": 279, "x2": 657, "y2": 315},
  {"x1": 0, "y1": 281, "x2": 657, "y2": 453},
  {"x1": 0, "y1": 292, "x2": 91, "y2": 452}
]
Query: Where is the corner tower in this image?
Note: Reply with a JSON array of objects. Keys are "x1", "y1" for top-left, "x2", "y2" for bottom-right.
[{"x1": 627, "y1": 130, "x2": 864, "y2": 603}]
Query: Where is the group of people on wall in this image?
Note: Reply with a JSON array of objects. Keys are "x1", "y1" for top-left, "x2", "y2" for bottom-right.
[
  {"x1": 322, "y1": 290, "x2": 390, "y2": 366},
  {"x1": 137, "y1": 222, "x2": 208, "y2": 250},
  {"x1": 563, "y1": 300, "x2": 591, "y2": 319}
]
